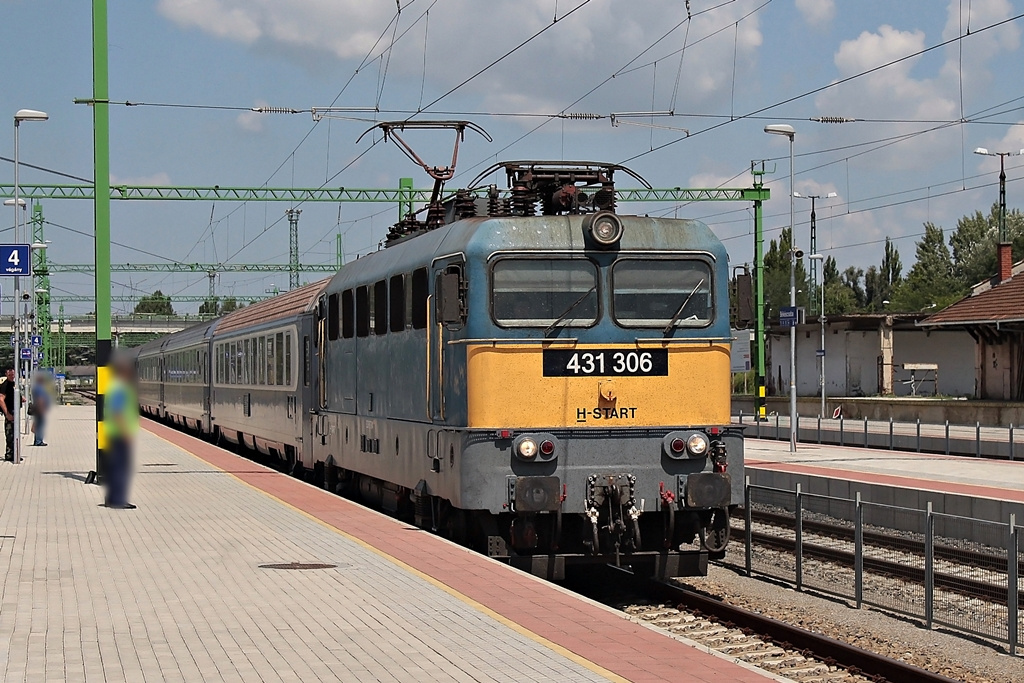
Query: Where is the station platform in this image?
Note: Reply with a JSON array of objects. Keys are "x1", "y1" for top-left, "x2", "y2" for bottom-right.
[
  {"x1": 0, "y1": 405, "x2": 776, "y2": 683},
  {"x1": 747, "y1": 438, "x2": 1024, "y2": 524}
]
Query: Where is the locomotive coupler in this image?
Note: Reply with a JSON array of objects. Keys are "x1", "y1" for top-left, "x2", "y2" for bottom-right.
[{"x1": 710, "y1": 441, "x2": 728, "y2": 473}]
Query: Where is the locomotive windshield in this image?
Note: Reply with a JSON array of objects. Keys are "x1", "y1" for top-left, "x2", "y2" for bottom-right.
[
  {"x1": 492, "y1": 258, "x2": 599, "y2": 327},
  {"x1": 612, "y1": 259, "x2": 713, "y2": 328}
]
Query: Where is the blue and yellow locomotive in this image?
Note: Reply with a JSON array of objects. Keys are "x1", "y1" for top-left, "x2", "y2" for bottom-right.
[{"x1": 138, "y1": 151, "x2": 742, "y2": 579}]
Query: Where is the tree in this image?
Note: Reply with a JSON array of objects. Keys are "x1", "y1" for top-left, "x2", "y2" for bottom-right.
[
  {"x1": 865, "y1": 237, "x2": 903, "y2": 311},
  {"x1": 199, "y1": 298, "x2": 220, "y2": 316},
  {"x1": 134, "y1": 290, "x2": 174, "y2": 316},
  {"x1": 890, "y1": 223, "x2": 963, "y2": 311},
  {"x1": 221, "y1": 298, "x2": 241, "y2": 313},
  {"x1": 949, "y1": 203, "x2": 1024, "y2": 288},
  {"x1": 841, "y1": 266, "x2": 866, "y2": 309}
]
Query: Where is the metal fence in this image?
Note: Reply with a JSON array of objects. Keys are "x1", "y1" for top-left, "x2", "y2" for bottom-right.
[
  {"x1": 735, "y1": 411, "x2": 1023, "y2": 460},
  {"x1": 742, "y1": 479, "x2": 1022, "y2": 652}
]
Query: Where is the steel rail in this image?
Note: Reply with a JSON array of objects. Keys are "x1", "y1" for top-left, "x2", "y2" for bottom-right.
[{"x1": 638, "y1": 576, "x2": 961, "y2": 683}]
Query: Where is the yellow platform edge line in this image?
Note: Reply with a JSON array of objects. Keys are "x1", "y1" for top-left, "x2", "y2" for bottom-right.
[{"x1": 148, "y1": 429, "x2": 628, "y2": 683}]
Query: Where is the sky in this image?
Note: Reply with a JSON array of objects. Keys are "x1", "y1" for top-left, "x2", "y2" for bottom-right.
[{"x1": 1, "y1": 0, "x2": 1023, "y2": 315}]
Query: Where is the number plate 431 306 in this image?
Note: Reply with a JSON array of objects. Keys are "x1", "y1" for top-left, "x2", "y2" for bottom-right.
[{"x1": 542, "y1": 349, "x2": 668, "y2": 377}]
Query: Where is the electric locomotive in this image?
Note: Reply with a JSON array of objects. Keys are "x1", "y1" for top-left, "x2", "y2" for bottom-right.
[{"x1": 138, "y1": 124, "x2": 742, "y2": 579}]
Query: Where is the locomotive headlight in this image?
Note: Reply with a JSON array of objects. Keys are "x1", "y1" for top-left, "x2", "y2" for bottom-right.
[
  {"x1": 686, "y1": 433, "x2": 709, "y2": 456},
  {"x1": 583, "y1": 211, "x2": 624, "y2": 248},
  {"x1": 518, "y1": 438, "x2": 538, "y2": 459}
]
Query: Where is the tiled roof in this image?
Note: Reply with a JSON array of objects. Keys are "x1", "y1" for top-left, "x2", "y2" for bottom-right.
[{"x1": 922, "y1": 274, "x2": 1024, "y2": 326}]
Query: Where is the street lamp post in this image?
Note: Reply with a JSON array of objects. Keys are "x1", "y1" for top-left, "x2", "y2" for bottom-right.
[
  {"x1": 808, "y1": 253, "x2": 826, "y2": 417},
  {"x1": 12, "y1": 109, "x2": 48, "y2": 464},
  {"x1": 765, "y1": 124, "x2": 797, "y2": 452},
  {"x1": 974, "y1": 147, "x2": 1024, "y2": 279}
]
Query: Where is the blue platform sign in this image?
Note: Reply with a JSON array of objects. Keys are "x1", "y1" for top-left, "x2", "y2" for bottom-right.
[
  {"x1": 30, "y1": 335, "x2": 41, "y2": 347},
  {"x1": 36, "y1": 350, "x2": 44, "y2": 361},
  {"x1": 19, "y1": 347, "x2": 31, "y2": 360},
  {"x1": 9, "y1": 335, "x2": 15, "y2": 347},
  {"x1": 0, "y1": 245, "x2": 31, "y2": 276},
  {"x1": 779, "y1": 306, "x2": 798, "y2": 328}
]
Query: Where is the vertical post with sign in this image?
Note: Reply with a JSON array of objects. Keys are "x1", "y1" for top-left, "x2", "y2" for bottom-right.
[
  {"x1": 751, "y1": 163, "x2": 768, "y2": 422},
  {"x1": 0, "y1": 243, "x2": 31, "y2": 463}
]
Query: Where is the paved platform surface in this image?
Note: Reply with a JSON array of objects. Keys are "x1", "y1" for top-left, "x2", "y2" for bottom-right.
[
  {"x1": 0, "y1": 405, "x2": 775, "y2": 683},
  {"x1": 748, "y1": 438, "x2": 1024, "y2": 502}
]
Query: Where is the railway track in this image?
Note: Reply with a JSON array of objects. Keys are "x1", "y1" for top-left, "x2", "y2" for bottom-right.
[
  {"x1": 581, "y1": 567, "x2": 959, "y2": 683},
  {"x1": 738, "y1": 509, "x2": 1017, "y2": 607}
]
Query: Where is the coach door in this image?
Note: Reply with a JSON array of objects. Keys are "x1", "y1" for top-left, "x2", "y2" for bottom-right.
[{"x1": 429, "y1": 257, "x2": 466, "y2": 422}]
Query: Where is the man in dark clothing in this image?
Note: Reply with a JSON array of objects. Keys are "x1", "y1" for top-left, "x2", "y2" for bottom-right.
[{"x1": 0, "y1": 369, "x2": 16, "y2": 461}]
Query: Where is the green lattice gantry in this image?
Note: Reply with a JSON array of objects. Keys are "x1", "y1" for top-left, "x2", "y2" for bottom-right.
[{"x1": 0, "y1": 184, "x2": 769, "y2": 203}]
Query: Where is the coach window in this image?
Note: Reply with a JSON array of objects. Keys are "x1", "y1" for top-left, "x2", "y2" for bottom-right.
[
  {"x1": 275, "y1": 332, "x2": 285, "y2": 385},
  {"x1": 374, "y1": 280, "x2": 388, "y2": 335},
  {"x1": 491, "y1": 258, "x2": 599, "y2": 327},
  {"x1": 258, "y1": 336, "x2": 266, "y2": 384},
  {"x1": 266, "y1": 335, "x2": 276, "y2": 385},
  {"x1": 342, "y1": 289, "x2": 355, "y2": 339},
  {"x1": 284, "y1": 333, "x2": 292, "y2": 386},
  {"x1": 230, "y1": 342, "x2": 238, "y2": 384},
  {"x1": 411, "y1": 268, "x2": 428, "y2": 329},
  {"x1": 389, "y1": 275, "x2": 405, "y2": 332},
  {"x1": 243, "y1": 339, "x2": 251, "y2": 384},
  {"x1": 612, "y1": 259, "x2": 713, "y2": 329},
  {"x1": 250, "y1": 339, "x2": 259, "y2": 385},
  {"x1": 356, "y1": 286, "x2": 370, "y2": 337},
  {"x1": 328, "y1": 293, "x2": 340, "y2": 341}
]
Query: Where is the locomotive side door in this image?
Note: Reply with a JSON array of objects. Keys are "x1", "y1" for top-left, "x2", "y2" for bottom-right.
[{"x1": 430, "y1": 256, "x2": 466, "y2": 422}]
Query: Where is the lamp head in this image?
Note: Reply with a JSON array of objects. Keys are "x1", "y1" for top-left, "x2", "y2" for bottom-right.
[
  {"x1": 14, "y1": 109, "x2": 48, "y2": 123},
  {"x1": 974, "y1": 147, "x2": 991, "y2": 156},
  {"x1": 825, "y1": 191, "x2": 838, "y2": 198},
  {"x1": 793, "y1": 191, "x2": 803, "y2": 198},
  {"x1": 4, "y1": 199, "x2": 27, "y2": 207},
  {"x1": 764, "y1": 123, "x2": 795, "y2": 138}
]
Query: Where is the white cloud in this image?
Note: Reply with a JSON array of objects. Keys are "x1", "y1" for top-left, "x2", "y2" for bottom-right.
[
  {"x1": 236, "y1": 101, "x2": 268, "y2": 133},
  {"x1": 109, "y1": 172, "x2": 172, "y2": 186},
  {"x1": 795, "y1": 0, "x2": 835, "y2": 27},
  {"x1": 157, "y1": 0, "x2": 765, "y2": 113}
]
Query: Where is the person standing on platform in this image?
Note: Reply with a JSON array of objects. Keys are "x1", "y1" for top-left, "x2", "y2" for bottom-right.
[
  {"x1": 1, "y1": 368, "x2": 15, "y2": 461},
  {"x1": 30, "y1": 372, "x2": 50, "y2": 447},
  {"x1": 103, "y1": 353, "x2": 139, "y2": 509}
]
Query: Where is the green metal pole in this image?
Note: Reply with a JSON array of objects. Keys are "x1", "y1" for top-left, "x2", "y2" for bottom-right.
[
  {"x1": 399, "y1": 177, "x2": 414, "y2": 220},
  {"x1": 90, "y1": 0, "x2": 111, "y2": 485},
  {"x1": 31, "y1": 203, "x2": 51, "y2": 369},
  {"x1": 336, "y1": 233, "x2": 344, "y2": 268},
  {"x1": 752, "y1": 163, "x2": 767, "y2": 421}
]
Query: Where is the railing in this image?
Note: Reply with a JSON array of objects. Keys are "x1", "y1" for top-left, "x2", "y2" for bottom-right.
[
  {"x1": 741, "y1": 479, "x2": 1022, "y2": 652},
  {"x1": 735, "y1": 411, "x2": 1023, "y2": 460}
]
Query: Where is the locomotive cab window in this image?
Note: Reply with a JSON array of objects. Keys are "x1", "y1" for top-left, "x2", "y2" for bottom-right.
[
  {"x1": 491, "y1": 258, "x2": 599, "y2": 327},
  {"x1": 389, "y1": 275, "x2": 405, "y2": 332},
  {"x1": 342, "y1": 289, "x2": 355, "y2": 339},
  {"x1": 374, "y1": 280, "x2": 388, "y2": 335},
  {"x1": 411, "y1": 268, "x2": 428, "y2": 329},
  {"x1": 612, "y1": 258, "x2": 713, "y2": 328},
  {"x1": 327, "y1": 293, "x2": 340, "y2": 341},
  {"x1": 356, "y1": 286, "x2": 370, "y2": 337}
]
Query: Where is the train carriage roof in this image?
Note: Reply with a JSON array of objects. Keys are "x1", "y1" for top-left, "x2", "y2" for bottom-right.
[
  {"x1": 215, "y1": 278, "x2": 331, "y2": 335},
  {"x1": 161, "y1": 318, "x2": 220, "y2": 352}
]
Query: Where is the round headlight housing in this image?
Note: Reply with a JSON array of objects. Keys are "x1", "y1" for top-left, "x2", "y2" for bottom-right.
[
  {"x1": 518, "y1": 438, "x2": 538, "y2": 459},
  {"x1": 584, "y1": 211, "x2": 624, "y2": 247},
  {"x1": 686, "y1": 433, "x2": 709, "y2": 456}
]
